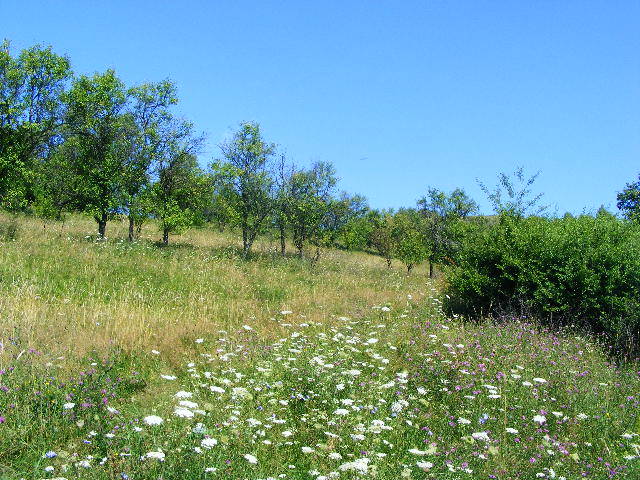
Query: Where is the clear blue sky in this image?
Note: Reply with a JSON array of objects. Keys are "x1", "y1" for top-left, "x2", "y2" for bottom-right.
[{"x1": 2, "y1": 1, "x2": 638, "y2": 214}]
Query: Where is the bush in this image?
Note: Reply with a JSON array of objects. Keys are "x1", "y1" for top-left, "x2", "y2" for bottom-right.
[{"x1": 444, "y1": 212, "x2": 640, "y2": 357}]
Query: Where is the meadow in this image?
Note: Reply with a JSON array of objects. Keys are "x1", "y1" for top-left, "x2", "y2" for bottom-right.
[{"x1": 0, "y1": 214, "x2": 638, "y2": 479}]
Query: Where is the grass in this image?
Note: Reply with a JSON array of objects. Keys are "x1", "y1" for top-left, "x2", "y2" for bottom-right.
[{"x1": 0, "y1": 213, "x2": 639, "y2": 479}]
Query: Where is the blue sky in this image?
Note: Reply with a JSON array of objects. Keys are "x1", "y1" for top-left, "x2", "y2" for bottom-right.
[{"x1": 2, "y1": 1, "x2": 638, "y2": 214}]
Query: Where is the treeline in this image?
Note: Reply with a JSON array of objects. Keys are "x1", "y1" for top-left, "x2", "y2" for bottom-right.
[
  {"x1": 2, "y1": 41, "x2": 640, "y2": 356},
  {"x1": 0, "y1": 40, "x2": 477, "y2": 274}
]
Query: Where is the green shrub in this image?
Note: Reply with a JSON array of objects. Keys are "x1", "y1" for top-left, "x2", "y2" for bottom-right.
[{"x1": 444, "y1": 212, "x2": 640, "y2": 356}]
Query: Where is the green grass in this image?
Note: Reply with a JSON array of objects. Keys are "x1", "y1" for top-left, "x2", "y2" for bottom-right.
[{"x1": 0, "y1": 213, "x2": 638, "y2": 479}]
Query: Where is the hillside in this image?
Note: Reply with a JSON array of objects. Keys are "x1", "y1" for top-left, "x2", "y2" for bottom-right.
[{"x1": 0, "y1": 214, "x2": 638, "y2": 479}]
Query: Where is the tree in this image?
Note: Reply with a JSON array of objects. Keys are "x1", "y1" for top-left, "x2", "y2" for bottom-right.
[
  {"x1": 272, "y1": 153, "x2": 295, "y2": 255},
  {"x1": 286, "y1": 161, "x2": 337, "y2": 258},
  {"x1": 369, "y1": 211, "x2": 395, "y2": 267},
  {"x1": 478, "y1": 166, "x2": 547, "y2": 218},
  {"x1": 148, "y1": 120, "x2": 211, "y2": 245},
  {"x1": 392, "y1": 209, "x2": 429, "y2": 273},
  {"x1": 216, "y1": 121, "x2": 276, "y2": 255},
  {"x1": 616, "y1": 174, "x2": 640, "y2": 222},
  {"x1": 125, "y1": 80, "x2": 178, "y2": 240},
  {"x1": 322, "y1": 192, "x2": 368, "y2": 248},
  {"x1": 339, "y1": 208, "x2": 376, "y2": 251},
  {"x1": 61, "y1": 69, "x2": 131, "y2": 238},
  {"x1": 0, "y1": 41, "x2": 72, "y2": 210},
  {"x1": 418, "y1": 187, "x2": 478, "y2": 277}
]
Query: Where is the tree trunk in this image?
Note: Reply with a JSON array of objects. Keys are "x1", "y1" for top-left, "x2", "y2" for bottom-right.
[
  {"x1": 429, "y1": 262, "x2": 434, "y2": 278},
  {"x1": 96, "y1": 212, "x2": 107, "y2": 239},
  {"x1": 279, "y1": 225, "x2": 286, "y2": 256},
  {"x1": 386, "y1": 257, "x2": 392, "y2": 268},
  {"x1": 128, "y1": 216, "x2": 135, "y2": 241},
  {"x1": 407, "y1": 264, "x2": 413, "y2": 274},
  {"x1": 162, "y1": 228, "x2": 169, "y2": 245},
  {"x1": 242, "y1": 224, "x2": 249, "y2": 255}
]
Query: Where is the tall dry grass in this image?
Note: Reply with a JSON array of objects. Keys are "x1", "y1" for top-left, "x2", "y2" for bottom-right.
[{"x1": 0, "y1": 212, "x2": 432, "y2": 364}]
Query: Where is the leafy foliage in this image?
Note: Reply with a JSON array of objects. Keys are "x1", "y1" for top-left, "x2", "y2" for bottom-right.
[
  {"x1": 444, "y1": 212, "x2": 640, "y2": 356},
  {"x1": 418, "y1": 187, "x2": 478, "y2": 277},
  {"x1": 215, "y1": 122, "x2": 276, "y2": 254},
  {"x1": 392, "y1": 209, "x2": 429, "y2": 273},
  {"x1": 0, "y1": 41, "x2": 72, "y2": 210},
  {"x1": 617, "y1": 173, "x2": 640, "y2": 222},
  {"x1": 478, "y1": 166, "x2": 547, "y2": 217}
]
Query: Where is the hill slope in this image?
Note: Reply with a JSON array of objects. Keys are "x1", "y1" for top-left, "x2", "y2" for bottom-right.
[{"x1": 0, "y1": 214, "x2": 638, "y2": 479}]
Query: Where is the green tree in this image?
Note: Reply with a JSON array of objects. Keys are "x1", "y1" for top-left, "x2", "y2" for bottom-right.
[
  {"x1": 125, "y1": 80, "x2": 178, "y2": 240},
  {"x1": 392, "y1": 209, "x2": 429, "y2": 273},
  {"x1": 61, "y1": 69, "x2": 132, "y2": 238},
  {"x1": 271, "y1": 153, "x2": 296, "y2": 255},
  {"x1": 216, "y1": 121, "x2": 276, "y2": 255},
  {"x1": 286, "y1": 161, "x2": 337, "y2": 258},
  {"x1": 616, "y1": 173, "x2": 640, "y2": 222},
  {"x1": 369, "y1": 210, "x2": 395, "y2": 267},
  {"x1": 0, "y1": 41, "x2": 72, "y2": 210},
  {"x1": 146, "y1": 118, "x2": 207, "y2": 245},
  {"x1": 478, "y1": 166, "x2": 547, "y2": 218},
  {"x1": 418, "y1": 187, "x2": 478, "y2": 277},
  {"x1": 322, "y1": 192, "x2": 368, "y2": 248}
]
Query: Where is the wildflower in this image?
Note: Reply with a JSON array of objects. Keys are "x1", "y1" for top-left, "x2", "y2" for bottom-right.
[
  {"x1": 143, "y1": 451, "x2": 165, "y2": 461},
  {"x1": 195, "y1": 338, "x2": 204, "y2": 343},
  {"x1": 533, "y1": 415, "x2": 547, "y2": 424},
  {"x1": 243, "y1": 454, "x2": 258, "y2": 464},
  {"x1": 301, "y1": 446, "x2": 315, "y2": 453},
  {"x1": 533, "y1": 378, "x2": 547, "y2": 383},
  {"x1": 201, "y1": 438, "x2": 218, "y2": 449},
  {"x1": 161, "y1": 375, "x2": 176, "y2": 380},
  {"x1": 339, "y1": 457, "x2": 370, "y2": 474},
  {"x1": 334, "y1": 408, "x2": 349, "y2": 416},
  {"x1": 506, "y1": 427, "x2": 519, "y2": 434},
  {"x1": 174, "y1": 407, "x2": 194, "y2": 418},
  {"x1": 417, "y1": 461, "x2": 434, "y2": 469},
  {"x1": 472, "y1": 431, "x2": 490, "y2": 442},
  {"x1": 151, "y1": 350, "x2": 160, "y2": 355},
  {"x1": 63, "y1": 402, "x2": 75, "y2": 410},
  {"x1": 458, "y1": 417, "x2": 471, "y2": 425},
  {"x1": 409, "y1": 448, "x2": 428, "y2": 455},
  {"x1": 143, "y1": 415, "x2": 163, "y2": 426},
  {"x1": 174, "y1": 391, "x2": 193, "y2": 398}
]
